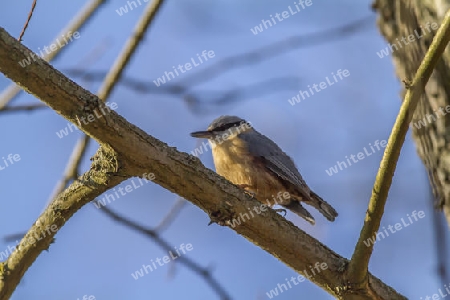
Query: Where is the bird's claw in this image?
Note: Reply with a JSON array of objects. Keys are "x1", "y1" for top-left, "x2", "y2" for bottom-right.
[
  {"x1": 237, "y1": 184, "x2": 256, "y2": 198},
  {"x1": 244, "y1": 190, "x2": 256, "y2": 198}
]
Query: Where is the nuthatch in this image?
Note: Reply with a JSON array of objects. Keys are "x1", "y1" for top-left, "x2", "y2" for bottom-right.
[{"x1": 190, "y1": 115, "x2": 338, "y2": 225}]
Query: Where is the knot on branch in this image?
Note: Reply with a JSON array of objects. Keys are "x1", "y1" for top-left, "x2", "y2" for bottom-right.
[
  {"x1": 207, "y1": 201, "x2": 235, "y2": 226},
  {"x1": 91, "y1": 145, "x2": 120, "y2": 174},
  {"x1": 339, "y1": 270, "x2": 370, "y2": 298}
]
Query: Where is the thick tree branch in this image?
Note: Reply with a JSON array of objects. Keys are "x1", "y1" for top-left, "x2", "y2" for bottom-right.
[
  {"x1": 0, "y1": 146, "x2": 128, "y2": 299},
  {"x1": 0, "y1": 27, "x2": 405, "y2": 299},
  {"x1": 347, "y1": 8, "x2": 450, "y2": 288}
]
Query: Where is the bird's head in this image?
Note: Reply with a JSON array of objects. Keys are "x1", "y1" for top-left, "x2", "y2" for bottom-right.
[{"x1": 190, "y1": 115, "x2": 252, "y2": 141}]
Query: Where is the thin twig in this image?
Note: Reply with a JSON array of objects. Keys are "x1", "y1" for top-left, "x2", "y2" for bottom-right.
[
  {"x1": 347, "y1": 9, "x2": 450, "y2": 286},
  {"x1": 96, "y1": 0, "x2": 166, "y2": 100},
  {"x1": 42, "y1": 0, "x2": 166, "y2": 210},
  {"x1": 191, "y1": 76, "x2": 301, "y2": 106},
  {"x1": 0, "y1": 103, "x2": 47, "y2": 113},
  {"x1": 18, "y1": 0, "x2": 37, "y2": 42},
  {"x1": 0, "y1": 0, "x2": 108, "y2": 109},
  {"x1": 43, "y1": 136, "x2": 90, "y2": 210},
  {"x1": 63, "y1": 15, "x2": 373, "y2": 97},
  {"x1": 62, "y1": 71, "x2": 301, "y2": 111},
  {"x1": 95, "y1": 204, "x2": 231, "y2": 300},
  {"x1": 177, "y1": 16, "x2": 373, "y2": 87},
  {"x1": 74, "y1": 37, "x2": 113, "y2": 69},
  {"x1": 154, "y1": 198, "x2": 186, "y2": 233}
]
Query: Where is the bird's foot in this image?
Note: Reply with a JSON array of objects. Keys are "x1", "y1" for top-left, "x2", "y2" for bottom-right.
[
  {"x1": 237, "y1": 184, "x2": 256, "y2": 198},
  {"x1": 244, "y1": 190, "x2": 256, "y2": 198}
]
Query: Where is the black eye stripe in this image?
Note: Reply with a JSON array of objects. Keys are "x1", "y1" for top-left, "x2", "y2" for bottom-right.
[{"x1": 212, "y1": 121, "x2": 245, "y2": 132}]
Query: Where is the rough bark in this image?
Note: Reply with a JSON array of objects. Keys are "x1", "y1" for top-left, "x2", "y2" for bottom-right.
[{"x1": 374, "y1": 0, "x2": 450, "y2": 224}]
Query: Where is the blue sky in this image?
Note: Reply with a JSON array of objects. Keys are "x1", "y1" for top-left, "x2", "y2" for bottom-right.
[{"x1": 0, "y1": 0, "x2": 448, "y2": 299}]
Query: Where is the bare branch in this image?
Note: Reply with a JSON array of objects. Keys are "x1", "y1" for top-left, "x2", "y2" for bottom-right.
[
  {"x1": 177, "y1": 16, "x2": 374, "y2": 87},
  {"x1": 347, "y1": 8, "x2": 450, "y2": 287},
  {"x1": 0, "y1": 25, "x2": 406, "y2": 299},
  {"x1": 43, "y1": 136, "x2": 90, "y2": 209},
  {"x1": 74, "y1": 37, "x2": 113, "y2": 70},
  {"x1": 17, "y1": 0, "x2": 37, "y2": 42},
  {"x1": 63, "y1": 71, "x2": 301, "y2": 113},
  {"x1": 0, "y1": 103, "x2": 47, "y2": 113},
  {"x1": 95, "y1": 203, "x2": 230, "y2": 300},
  {"x1": 64, "y1": 70, "x2": 300, "y2": 99},
  {"x1": 0, "y1": 0, "x2": 168, "y2": 297},
  {"x1": 0, "y1": 0, "x2": 108, "y2": 109},
  {"x1": 63, "y1": 15, "x2": 374, "y2": 100},
  {"x1": 154, "y1": 197, "x2": 186, "y2": 233},
  {"x1": 0, "y1": 146, "x2": 127, "y2": 299},
  {"x1": 43, "y1": 0, "x2": 167, "y2": 209}
]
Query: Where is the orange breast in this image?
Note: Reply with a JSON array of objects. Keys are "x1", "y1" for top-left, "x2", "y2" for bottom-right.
[{"x1": 211, "y1": 139, "x2": 289, "y2": 207}]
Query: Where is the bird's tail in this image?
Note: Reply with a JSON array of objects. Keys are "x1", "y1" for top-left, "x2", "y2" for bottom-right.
[
  {"x1": 282, "y1": 202, "x2": 316, "y2": 225},
  {"x1": 306, "y1": 191, "x2": 338, "y2": 222}
]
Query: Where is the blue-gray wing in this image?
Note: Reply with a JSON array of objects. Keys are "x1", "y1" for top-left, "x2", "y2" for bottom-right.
[{"x1": 240, "y1": 131, "x2": 311, "y2": 194}]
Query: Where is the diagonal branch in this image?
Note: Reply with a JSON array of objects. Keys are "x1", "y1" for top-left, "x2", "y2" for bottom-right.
[
  {"x1": 3, "y1": 3, "x2": 230, "y2": 293},
  {"x1": 42, "y1": 0, "x2": 166, "y2": 210},
  {"x1": 154, "y1": 197, "x2": 186, "y2": 233},
  {"x1": 43, "y1": 135, "x2": 89, "y2": 210},
  {"x1": 347, "y1": 8, "x2": 450, "y2": 288},
  {"x1": 0, "y1": 103, "x2": 47, "y2": 113},
  {"x1": 177, "y1": 16, "x2": 373, "y2": 87},
  {"x1": 63, "y1": 16, "x2": 373, "y2": 96},
  {"x1": 0, "y1": 146, "x2": 128, "y2": 299},
  {"x1": 0, "y1": 0, "x2": 108, "y2": 109},
  {"x1": 96, "y1": 204, "x2": 230, "y2": 300},
  {"x1": 0, "y1": 26, "x2": 406, "y2": 299},
  {"x1": 17, "y1": 0, "x2": 37, "y2": 42}
]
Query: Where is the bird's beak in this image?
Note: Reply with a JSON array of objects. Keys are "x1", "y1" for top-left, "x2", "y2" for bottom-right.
[{"x1": 190, "y1": 130, "x2": 214, "y2": 139}]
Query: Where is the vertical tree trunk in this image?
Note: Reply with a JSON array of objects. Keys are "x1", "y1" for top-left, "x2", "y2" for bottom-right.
[{"x1": 374, "y1": 0, "x2": 450, "y2": 224}]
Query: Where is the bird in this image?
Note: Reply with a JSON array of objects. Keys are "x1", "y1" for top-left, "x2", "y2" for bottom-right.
[{"x1": 190, "y1": 115, "x2": 338, "y2": 225}]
